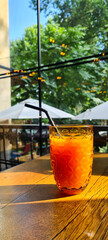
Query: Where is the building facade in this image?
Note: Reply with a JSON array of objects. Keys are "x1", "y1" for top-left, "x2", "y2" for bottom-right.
[
  {"x1": 0, "y1": 0, "x2": 11, "y2": 111},
  {"x1": 0, "y1": 0, "x2": 11, "y2": 169}
]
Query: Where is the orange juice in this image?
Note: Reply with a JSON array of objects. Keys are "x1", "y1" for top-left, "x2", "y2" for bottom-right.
[{"x1": 49, "y1": 125, "x2": 93, "y2": 195}]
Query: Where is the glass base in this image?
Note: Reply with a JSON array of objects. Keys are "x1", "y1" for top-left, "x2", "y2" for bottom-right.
[{"x1": 59, "y1": 183, "x2": 88, "y2": 195}]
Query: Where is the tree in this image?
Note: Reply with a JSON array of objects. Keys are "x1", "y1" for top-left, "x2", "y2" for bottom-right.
[
  {"x1": 30, "y1": 0, "x2": 108, "y2": 48},
  {"x1": 10, "y1": 21, "x2": 108, "y2": 114}
]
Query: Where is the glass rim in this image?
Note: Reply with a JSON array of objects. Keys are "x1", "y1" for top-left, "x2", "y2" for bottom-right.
[{"x1": 49, "y1": 124, "x2": 93, "y2": 129}]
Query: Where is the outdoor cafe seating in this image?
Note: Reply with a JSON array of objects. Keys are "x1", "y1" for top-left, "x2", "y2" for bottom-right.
[{"x1": 0, "y1": 124, "x2": 50, "y2": 171}]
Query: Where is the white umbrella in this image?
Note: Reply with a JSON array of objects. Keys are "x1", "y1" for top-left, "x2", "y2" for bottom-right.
[
  {"x1": 75, "y1": 101, "x2": 108, "y2": 120},
  {"x1": 0, "y1": 98, "x2": 75, "y2": 119}
]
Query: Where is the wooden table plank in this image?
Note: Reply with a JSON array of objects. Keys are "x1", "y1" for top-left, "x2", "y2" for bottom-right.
[
  {"x1": 0, "y1": 154, "x2": 51, "y2": 207},
  {"x1": 0, "y1": 154, "x2": 108, "y2": 240}
]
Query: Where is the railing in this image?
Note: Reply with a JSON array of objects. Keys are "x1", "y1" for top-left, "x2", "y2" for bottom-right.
[
  {"x1": 0, "y1": 124, "x2": 108, "y2": 171},
  {"x1": 0, "y1": 124, "x2": 49, "y2": 171}
]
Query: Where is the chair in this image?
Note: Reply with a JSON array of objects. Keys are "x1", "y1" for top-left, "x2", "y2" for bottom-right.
[{"x1": 11, "y1": 143, "x2": 31, "y2": 160}]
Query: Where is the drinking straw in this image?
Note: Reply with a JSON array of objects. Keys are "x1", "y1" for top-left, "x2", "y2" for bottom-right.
[{"x1": 25, "y1": 103, "x2": 61, "y2": 136}]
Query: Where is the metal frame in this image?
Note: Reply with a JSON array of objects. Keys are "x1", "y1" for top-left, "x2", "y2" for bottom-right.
[{"x1": 37, "y1": 0, "x2": 42, "y2": 155}]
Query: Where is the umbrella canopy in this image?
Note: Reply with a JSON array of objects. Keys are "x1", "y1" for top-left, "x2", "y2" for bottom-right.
[
  {"x1": 0, "y1": 98, "x2": 75, "y2": 119},
  {"x1": 75, "y1": 101, "x2": 108, "y2": 120}
]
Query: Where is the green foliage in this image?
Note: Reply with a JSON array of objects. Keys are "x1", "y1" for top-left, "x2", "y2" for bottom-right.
[
  {"x1": 30, "y1": 0, "x2": 108, "y2": 46},
  {"x1": 99, "y1": 146, "x2": 108, "y2": 153},
  {"x1": 10, "y1": 17, "x2": 108, "y2": 115}
]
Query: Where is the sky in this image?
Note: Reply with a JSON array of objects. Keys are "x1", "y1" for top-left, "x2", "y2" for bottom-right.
[{"x1": 9, "y1": 0, "x2": 48, "y2": 41}]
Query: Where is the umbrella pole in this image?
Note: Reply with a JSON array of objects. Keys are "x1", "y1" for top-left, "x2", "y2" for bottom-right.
[{"x1": 37, "y1": 0, "x2": 42, "y2": 156}]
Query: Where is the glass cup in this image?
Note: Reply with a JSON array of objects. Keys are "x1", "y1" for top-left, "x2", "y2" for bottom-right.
[{"x1": 49, "y1": 125, "x2": 93, "y2": 195}]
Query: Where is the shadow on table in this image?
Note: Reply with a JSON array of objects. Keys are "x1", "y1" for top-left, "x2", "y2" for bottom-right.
[
  {"x1": 0, "y1": 169, "x2": 107, "y2": 205},
  {"x1": 92, "y1": 156, "x2": 108, "y2": 176},
  {"x1": 0, "y1": 184, "x2": 71, "y2": 208},
  {"x1": 3, "y1": 157, "x2": 52, "y2": 176}
]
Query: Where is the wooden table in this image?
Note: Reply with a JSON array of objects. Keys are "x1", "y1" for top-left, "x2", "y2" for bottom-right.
[{"x1": 0, "y1": 153, "x2": 108, "y2": 240}]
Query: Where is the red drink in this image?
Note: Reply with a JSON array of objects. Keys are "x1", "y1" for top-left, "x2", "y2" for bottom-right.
[{"x1": 49, "y1": 125, "x2": 93, "y2": 195}]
